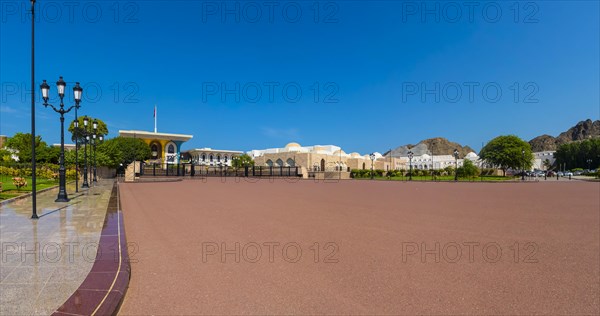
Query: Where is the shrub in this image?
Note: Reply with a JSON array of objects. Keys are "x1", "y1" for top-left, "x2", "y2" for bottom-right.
[
  {"x1": 0, "y1": 166, "x2": 19, "y2": 176},
  {"x1": 457, "y1": 160, "x2": 480, "y2": 178},
  {"x1": 386, "y1": 170, "x2": 402, "y2": 177},
  {"x1": 12, "y1": 177, "x2": 27, "y2": 190},
  {"x1": 66, "y1": 168, "x2": 77, "y2": 180}
]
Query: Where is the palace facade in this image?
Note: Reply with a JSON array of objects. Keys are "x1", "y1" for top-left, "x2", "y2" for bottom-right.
[
  {"x1": 119, "y1": 130, "x2": 193, "y2": 164},
  {"x1": 249, "y1": 143, "x2": 482, "y2": 172}
]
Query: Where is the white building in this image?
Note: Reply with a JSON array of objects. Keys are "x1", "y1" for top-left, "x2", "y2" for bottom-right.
[
  {"x1": 386, "y1": 152, "x2": 480, "y2": 170},
  {"x1": 533, "y1": 151, "x2": 556, "y2": 170},
  {"x1": 185, "y1": 148, "x2": 243, "y2": 167}
]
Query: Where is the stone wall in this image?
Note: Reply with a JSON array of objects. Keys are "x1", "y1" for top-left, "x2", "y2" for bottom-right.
[{"x1": 124, "y1": 161, "x2": 142, "y2": 182}]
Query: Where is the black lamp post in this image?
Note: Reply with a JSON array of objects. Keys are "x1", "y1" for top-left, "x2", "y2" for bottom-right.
[
  {"x1": 73, "y1": 83, "x2": 82, "y2": 192},
  {"x1": 369, "y1": 153, "x2": 376, "y2": 180},
  {"x1": 521, "y1": 149, "x2": 525, "y2": 181},
  {"x1": 82, "y1": 116, "x2": 90, "y2": 188},
  {"x1": 407, "y1": 151, "x2": 413, "y2": 181},
  {"x1": 30, "y1": 0, "x2": 37, "y2": 218},
  {"x1": 453, "y1": 149, "x2": 459, "y2": 182},
  {"x1": 92, "y1": 120, "x2": 98, "y2": 182},
  {"x1": 40, "y1": 77, "x2": 82, "y2": 202},
  {"x1": 73, "y1": 119, "x2": 79, "y2": 192},
  {"x1": 587, "y1": 159, "x2": 592, "y2": 171}
]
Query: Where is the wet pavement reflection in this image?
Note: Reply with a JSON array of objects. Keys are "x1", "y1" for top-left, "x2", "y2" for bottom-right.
[{"x1": 0, "y1": 180, "x2": 113, "y2": 315}]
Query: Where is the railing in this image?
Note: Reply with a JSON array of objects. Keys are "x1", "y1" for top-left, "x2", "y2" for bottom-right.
[{"x1": 140, "y1": 163, "x2": 300, "y2": 178}]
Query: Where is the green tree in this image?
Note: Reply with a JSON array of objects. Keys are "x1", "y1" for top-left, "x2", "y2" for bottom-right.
[
  {"x1": 4, "y1": 133, "x2": 57, "y2": 163},
  {"x1": 543, "y1": 159, "x2": 552, "y2": 170},
  {"x1": 0, "y1": 148, "x2": 13, "y2": 162},
  {"x1": 554, "y1": 138, "x2": 600, "y2": 170},
  {"x1": 479, "y1": 135, "x2": 533, "y2": 176},
  {"x1": 444, "y1": 166, "x2": 455, "y2": 175},
  {"x1": 95, "y1": 137, "x2": 150, "y2": 168},
  {"x1": 68, "y1": 116, "x2": 109, "y2": 143},
  {"x1": 231, "y1": 154, "x2": 255, "y2": 168},
  {"x1": 457, "y1": 159, "x2": 480, "y2": 178}
]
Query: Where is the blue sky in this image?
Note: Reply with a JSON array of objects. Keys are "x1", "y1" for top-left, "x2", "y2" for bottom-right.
[{"x1": 1, "y1": 0, "x2": 598, "y2": 154}]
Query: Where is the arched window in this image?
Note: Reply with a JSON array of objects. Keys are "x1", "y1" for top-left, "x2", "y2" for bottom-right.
[
  {"x1": 217, "y1": 155, "x2": 221, "y2": 162},
  {"x1": 151, "y1": 144, "x2": 158, "y2": 158},
  {"x1": 276, "y1": 159, "x2": 284, "y2": 167},
  {"x1": 202, "y1": 154, "x2": 206, "y2": 161},
  {"x1": 210, "y1": 155, "x2": 214, "y2": 162},
  {"x1": 224, "y1": 156, "x2": 229, "y2": 162},
  {"x1": 168, "y1": 144, "x2": 175, "y2": 154},
  {"x1": 266, "y1": 159, "x2": 273, "y2": 167},
  {"x1": 286, "y1": 158, "x2": 295, "y2": 167}
]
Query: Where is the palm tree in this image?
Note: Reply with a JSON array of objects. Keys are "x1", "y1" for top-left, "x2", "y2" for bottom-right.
[{"x1": 543, "y1": 159, "x2": 553, "y2": 171}]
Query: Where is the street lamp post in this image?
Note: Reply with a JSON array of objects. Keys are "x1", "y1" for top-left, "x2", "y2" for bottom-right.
[
  {"x1": 40, "y1": 77, "x2": 82, "y2": 202},
  {"x1": 92, "y1": 119, "x2": 98, "y2": 182},
  {"x1": 369, "y1": 153, "x2": 376, "y2": 180},
  {"x1": 587, "y1": 159, "x2": 592, "y2": 171},
  {"x1": 407, "y1": 151, "x2": 413, "y2": 181},
  {"x1": 72, "y1": 83, "x2": 82, "y2": 192},
  {"x1": 82, "y1": 116, "x2": 90, "y2": 188},
  {"x1": 73, "y1": 119, "x2": 79, "y2": 192},
  {"x1": 30, "y1": 0, "x2": 37, "y2": 219},
  {"x1": 453, "y1": 149, "x2": 459, "y2": 182},
  {"x1": 521, "y1": 149, "x2": 525, "y2": 181},
  {"x1": 92, "y1": 133, "x2": 97, "y2": 182}
]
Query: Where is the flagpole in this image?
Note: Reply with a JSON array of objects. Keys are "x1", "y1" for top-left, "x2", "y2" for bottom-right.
[{"x1": 154, "y1": 105, "x2": 157, "y2": 133}]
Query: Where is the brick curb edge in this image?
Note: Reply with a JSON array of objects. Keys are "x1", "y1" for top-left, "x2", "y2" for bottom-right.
[{"x1": 52, "y1": 182, "x2": 130, "y2": 316}]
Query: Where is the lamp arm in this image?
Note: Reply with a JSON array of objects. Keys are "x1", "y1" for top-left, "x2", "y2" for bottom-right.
[
  {"x1": 44, "y1": 102, "x2": 60, "y2": 113},
  {"x1": 64, "y1": 105, "x2": 76, "y2": 113}
]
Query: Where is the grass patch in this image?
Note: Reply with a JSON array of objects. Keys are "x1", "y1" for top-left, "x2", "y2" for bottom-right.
[{"x1": 0, "y1": 175, "x2": 58, "y2": 200}]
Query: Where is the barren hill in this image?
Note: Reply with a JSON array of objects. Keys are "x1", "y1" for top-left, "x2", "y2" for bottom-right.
[
  {"x1": 385, "y1": 137, "x2": 475, "y2": 157},
  {"x1": 529, "y1": 119, "x2": 600, "y2": 151}
]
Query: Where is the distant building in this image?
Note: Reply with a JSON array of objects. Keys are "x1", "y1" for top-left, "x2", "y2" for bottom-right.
[
  {"x1": 533, "y1": 151, "x2": 556, "y2": 170},
  {"x1": 119, "y1": 130, "x2": 193, "y2": 164},
  {"x1": 386, "y1": 152, "x2": 481, "y2": 170},
  {"x1": 52, "y1": 144, "x2": 76, "y2": 151},
  {"x1": 0, "y1": 135, "x2": 7, "y2": 148},
  {"x1": 249, "y1": 143, "x2": 398, "y2": 171},
  {"x1": 183, "y1": 148, "x2": 243, "y2": 167}
]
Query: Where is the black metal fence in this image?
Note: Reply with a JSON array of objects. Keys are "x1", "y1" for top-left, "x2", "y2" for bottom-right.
[{"x1": 140, "y1": 163, "x2": 300, "y2": 178}]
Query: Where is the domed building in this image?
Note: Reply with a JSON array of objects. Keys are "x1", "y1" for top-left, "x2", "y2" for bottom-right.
[{"x1": 249, "y1": 143, "x2": 401, "y2": 176}]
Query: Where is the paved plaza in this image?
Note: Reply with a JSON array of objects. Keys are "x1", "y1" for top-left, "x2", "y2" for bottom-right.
[
  {"x1": 119, "y1": 179, "x2": 599, "y2": 315},
  {"x1": 0, "y1": 181, "x2": 113, "y2": 315}
]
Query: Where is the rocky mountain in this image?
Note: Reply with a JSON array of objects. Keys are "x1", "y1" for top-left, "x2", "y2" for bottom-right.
[
  {"x1": 529, "y1": 119, "x2": 600, "y2": 152},
  {"x1": 385, "y1": 137, "x2": 475, "y2": 157}
]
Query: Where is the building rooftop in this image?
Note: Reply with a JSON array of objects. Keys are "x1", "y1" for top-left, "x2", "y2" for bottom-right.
[
  {"x1": 119, "y1": 130, "x2": 193, "y2": 142},
  {"x1": 185, "y1": 148, "x2": 243, "y2": 154}
]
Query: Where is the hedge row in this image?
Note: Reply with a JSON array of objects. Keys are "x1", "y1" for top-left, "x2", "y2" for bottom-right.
[{"x1": 0, "y1": 165, "x2": 76, "y2": 179}]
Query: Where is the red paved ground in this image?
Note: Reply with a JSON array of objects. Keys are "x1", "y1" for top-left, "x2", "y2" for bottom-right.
[{"x1": 118, "y1": 179, "x2": 599, "y2": 315}]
